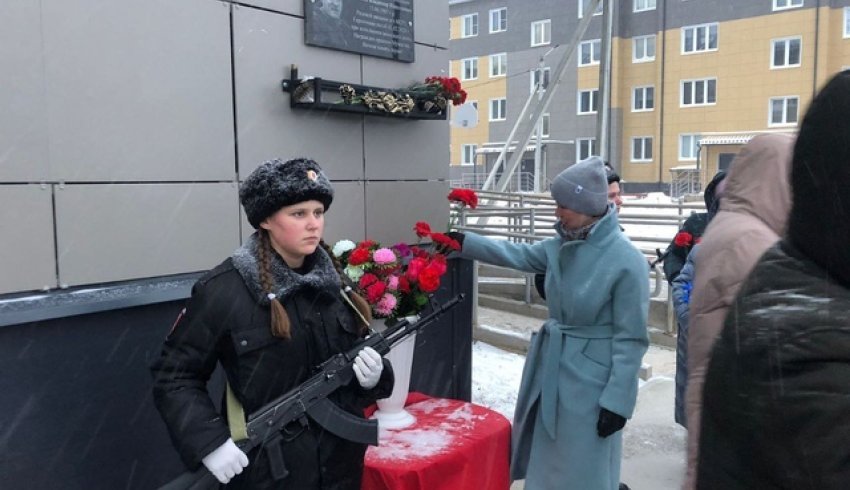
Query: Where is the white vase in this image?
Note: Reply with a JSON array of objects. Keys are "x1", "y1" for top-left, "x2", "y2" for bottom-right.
[{"x1": 370, "y1": 315, "x2": 419, "y2": 430}]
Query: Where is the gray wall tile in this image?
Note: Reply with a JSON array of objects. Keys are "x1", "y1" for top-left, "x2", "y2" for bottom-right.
[
  {"x1": 236, "y1": 0, "x2": 302, "y2": 15},
  {"x1": 55, "y1": 183, "x2": 240, "y2": 286},
  {"x1": 0, "y1": 185, "x2": 56, "y2": 294},
  {"x1": 365, "y1": 180, "x2": 449, "y2": 246},
  {"x1": 42, "y1": 0, "x2": 235, "y2": 182},
  {"x1": 0, "y1": 1, "x2": 49, "y2": 182},
  {"x1": 233, "y1": 6, "x2": 366, "y2": 180}
]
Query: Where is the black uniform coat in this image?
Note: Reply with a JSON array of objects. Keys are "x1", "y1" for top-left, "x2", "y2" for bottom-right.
[
  {"x1": 151, "y1": 237, "x2": 393, "y2": 489},
  {"x1": 697, "y1": 242, "x2": 850, "y2": 489}
]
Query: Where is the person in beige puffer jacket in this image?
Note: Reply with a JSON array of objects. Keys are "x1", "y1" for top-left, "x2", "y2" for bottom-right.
[{"x1": 682, "y1": 133, "x2": 794, "y2": 489}]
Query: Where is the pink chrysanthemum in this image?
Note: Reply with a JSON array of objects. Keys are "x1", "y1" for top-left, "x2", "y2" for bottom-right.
[
  {"x1": 386, "y1": 275, "x2": 400, "y2": 290},
  {"x1": 375, "y1": 293, "x2": 398, "y2": 316},
  {"x1": 373, "y1": 248, "x2": 397, "y2": 266}
]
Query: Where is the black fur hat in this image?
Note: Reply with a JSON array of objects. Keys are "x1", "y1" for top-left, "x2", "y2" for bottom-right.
[
  {"x1": 788, "y1": 70, "x2": 850, "y2": 287},
  {"x1": 240, "y1": 158, "x2": 334, "y2": 229}
]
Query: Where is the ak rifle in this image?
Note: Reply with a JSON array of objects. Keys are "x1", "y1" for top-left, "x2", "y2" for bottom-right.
[{"x1": 159, "y1": 293, "x2": 465, "y2": 490}]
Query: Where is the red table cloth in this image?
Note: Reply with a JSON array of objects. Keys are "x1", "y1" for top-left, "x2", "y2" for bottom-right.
[{"x1": 362, "y1": 393, "x2": 511, "y2": 490}]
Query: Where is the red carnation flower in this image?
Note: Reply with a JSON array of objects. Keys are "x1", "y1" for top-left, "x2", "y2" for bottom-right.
[
  {"x1": 348, "y1": 247, "x2": 371, "y2": 266},
  {"x1": 674, "y1": 231, "x2": 694, "y2": 247},
  {"x1": 431, "y1": 232, "x2": 460, "y2": 252},
  {"x1": 398, "y1": 276, "x2": 411, "y2": 293},
  {"x1": 448, "y1": 188, "x2": 479, "y2": 209},
  {"x1": 418, "y1": 266, "x2": 441, "y2": 293},
  {"x1": 414, "y1": 221, "x2": 432, "y2": 238},
  {"x1": 430, "y1": 254, "x2": 448, "y2": 275},
  {"x1": 406, "y1": 257, "x2": 428, "y2": 282},
  {"x1": 359, "y1": 273, "x2": 379, "y2": 289},
  {"x1": 365, "y1": 282, "x2": 386, "y2": 304},
  {"x1": 411, "y1": 246, "x2": 430, "y2": 259}
]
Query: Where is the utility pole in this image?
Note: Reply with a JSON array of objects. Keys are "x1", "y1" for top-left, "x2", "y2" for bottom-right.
[
  {"x1": 596, "y1": 0, "x2": 613, "y2": 164},
  {"x1": 481, "y1": 0, "x2": 602, "y2": 193},
  {"x1": 533, "y1": 55, "x2": 545, "y2": 193}
]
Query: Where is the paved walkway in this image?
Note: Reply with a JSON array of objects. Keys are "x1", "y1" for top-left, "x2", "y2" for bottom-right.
[{"x1": 477, "y1": 307, "x2": 687, "y2": 490}]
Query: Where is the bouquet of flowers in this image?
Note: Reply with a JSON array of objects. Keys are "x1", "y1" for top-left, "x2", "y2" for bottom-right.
[
  {"x1": 337, "y1": 75, "x2": 467, "y2": 116},
  {"x1": 332, "y1": 225, "x2": 461, "y2": 320}
]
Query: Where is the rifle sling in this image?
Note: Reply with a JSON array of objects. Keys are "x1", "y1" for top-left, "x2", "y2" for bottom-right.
[
  {"x1": 226, "y1": 383, "x2": 249, "y2": 442},
  {"x1": 307, "y1": 397, "x2": 379, "y2": 446}
]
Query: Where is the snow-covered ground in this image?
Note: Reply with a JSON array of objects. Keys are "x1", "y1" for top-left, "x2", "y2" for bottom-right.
[
  {"x1": 470, "y1": 340, "x2": 525, "y2": 421},
  {"x1": 470, "y1": 338, "x2": 677, "y2": 423}
]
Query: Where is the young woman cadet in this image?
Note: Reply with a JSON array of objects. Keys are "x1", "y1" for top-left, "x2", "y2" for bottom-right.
[{"x1": 151, "y1": 157, "x2": 394, "y2": 489}]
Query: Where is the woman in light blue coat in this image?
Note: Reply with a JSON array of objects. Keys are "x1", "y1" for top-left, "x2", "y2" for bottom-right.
[{"x1": 452, "y1": 157, "x2": 649, "y2": 490}]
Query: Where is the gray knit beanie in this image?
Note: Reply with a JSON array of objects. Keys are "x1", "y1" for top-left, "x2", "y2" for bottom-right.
[
  {"x1": 550, "y1": 156, "x2": 608, "y2": 216},
  {"x1": 240, "y1": 158, "x2": 334, "y2": 229}
]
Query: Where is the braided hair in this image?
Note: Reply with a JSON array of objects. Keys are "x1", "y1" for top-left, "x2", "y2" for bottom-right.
[
  {"x1": 258, "y1": 229, "x2": 291, "y2": 339},
  {"x1": 256, "y1": 230, "x2": 373, "y2": 338}
]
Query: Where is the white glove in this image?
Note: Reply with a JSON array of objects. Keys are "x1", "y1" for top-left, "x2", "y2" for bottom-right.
[
  {"x1": 353, "y1": 346, "x2": 384, "y2": 389},
  {"x1": 201, "y1": 438, "x2": 249, "y2": 484}
]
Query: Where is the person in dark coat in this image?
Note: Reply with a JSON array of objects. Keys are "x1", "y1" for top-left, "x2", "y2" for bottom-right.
[
  {"x1": 697, "y1": 70, "x2": 850, "y2": 489},
  {"x1": 671, "y1": 174, "x2": 726, "y2": 428},
  {"x1": 151, "y1": 158, "x2": 394, "y2": 489},
  {"x1": 661, "y1": 170, "x2": 726, "y2": 285}
]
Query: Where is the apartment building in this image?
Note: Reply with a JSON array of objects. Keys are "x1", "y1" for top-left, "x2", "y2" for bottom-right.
[{"x1": 448, "y1": 0, "x2": 850, "y2": 194}]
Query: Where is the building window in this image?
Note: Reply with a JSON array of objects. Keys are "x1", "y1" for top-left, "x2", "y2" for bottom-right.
[
  {"x1": 632, "y1": 137, "x2": 653, "y2": 162},
  {"x1": 633, "y1": 86, "x2": 655, "y2": 111},
  {"x1": 681, "y1": 78, "x2": 717, "y2": 106},
  {"x1": 462, "y1": 58, "x2": 478, "y2": 80},
  {"x1": 682, "y1": 23, "x2": 718, "y2": 54},
  {"x1": 771, "y1": 37, "x2": 801, "y2": 68},
  {"x1": 578, "y1": 0, "x2": 603, "y2": 18},
  {"x1": 461, "y1": 14, "x2": 478, "y2": 38},
  {"x1": 633, "y1": 35, "x2": 656, "y2": 63},
  {"x1": 490, "y1": 98, "x2": 506, "y2": 121},
  {"x1": 531, "y1": 20, "x2": 551, "y2": 46},
  {"x1": 769, "y1": 96, "x2": 799, "y2": 126},
  {"x1": 461, "y1": 144, "x2": 477, "y2": 166},
  {"x1": 530, "y1": 67, "x2": 551, "y2": 93},
  {"x1": 577, "y1": 138, "x2": 597, "y2": 161},
  {"x1": 577, "y1": 89, "x2": 599, "y2": 115},
  {"x1": 845, "y1": 8, "x2": 850, "y2": 38},
  {"x1": 490, "y1": 8, "x2": 507, "y2": 33},
  {"x1": 536, "y1": 113, "x2": 550, "y2": 137},
  {"x1": 679, "y1": 134, "x2": 700, "y2": 160},
  {"x1": 489, "y1": 53, "x2": 507, "y2": 77},
  {"x1": 773, "y1": 0, "x2": 803, "y2": 11},
  {"x1": 579, "y1": 39, "x2": 601, "y2": 66},
  {"x1": 634, "y1": 0, "x2": 656, "y2": 12}
]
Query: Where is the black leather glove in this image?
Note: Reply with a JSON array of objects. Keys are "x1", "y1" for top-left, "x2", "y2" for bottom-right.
[
  {"x1": 597, "y1": 407, "x2": 626, "y2": 438},
  {"x1": 446, "y1": 231, "x2": 465, "y2": 249}
]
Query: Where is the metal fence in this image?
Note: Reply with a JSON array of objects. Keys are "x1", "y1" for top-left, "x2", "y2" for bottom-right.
[
  {"x1": 449, "y1": 172, "x2": 541, "y2": 193},
  {"x1": 452, "y1": 189, "x2": 705, "y2": 334}
]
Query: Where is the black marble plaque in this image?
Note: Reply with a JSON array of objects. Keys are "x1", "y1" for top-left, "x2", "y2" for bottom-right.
[{"x1": 304, "y1": 0, "x2": 415, "y2": 62}]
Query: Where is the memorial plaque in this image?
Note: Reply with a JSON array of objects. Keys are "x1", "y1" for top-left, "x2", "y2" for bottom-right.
[{"x1": 304, "y1": 0, "x2": 415, "y2": 62}]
